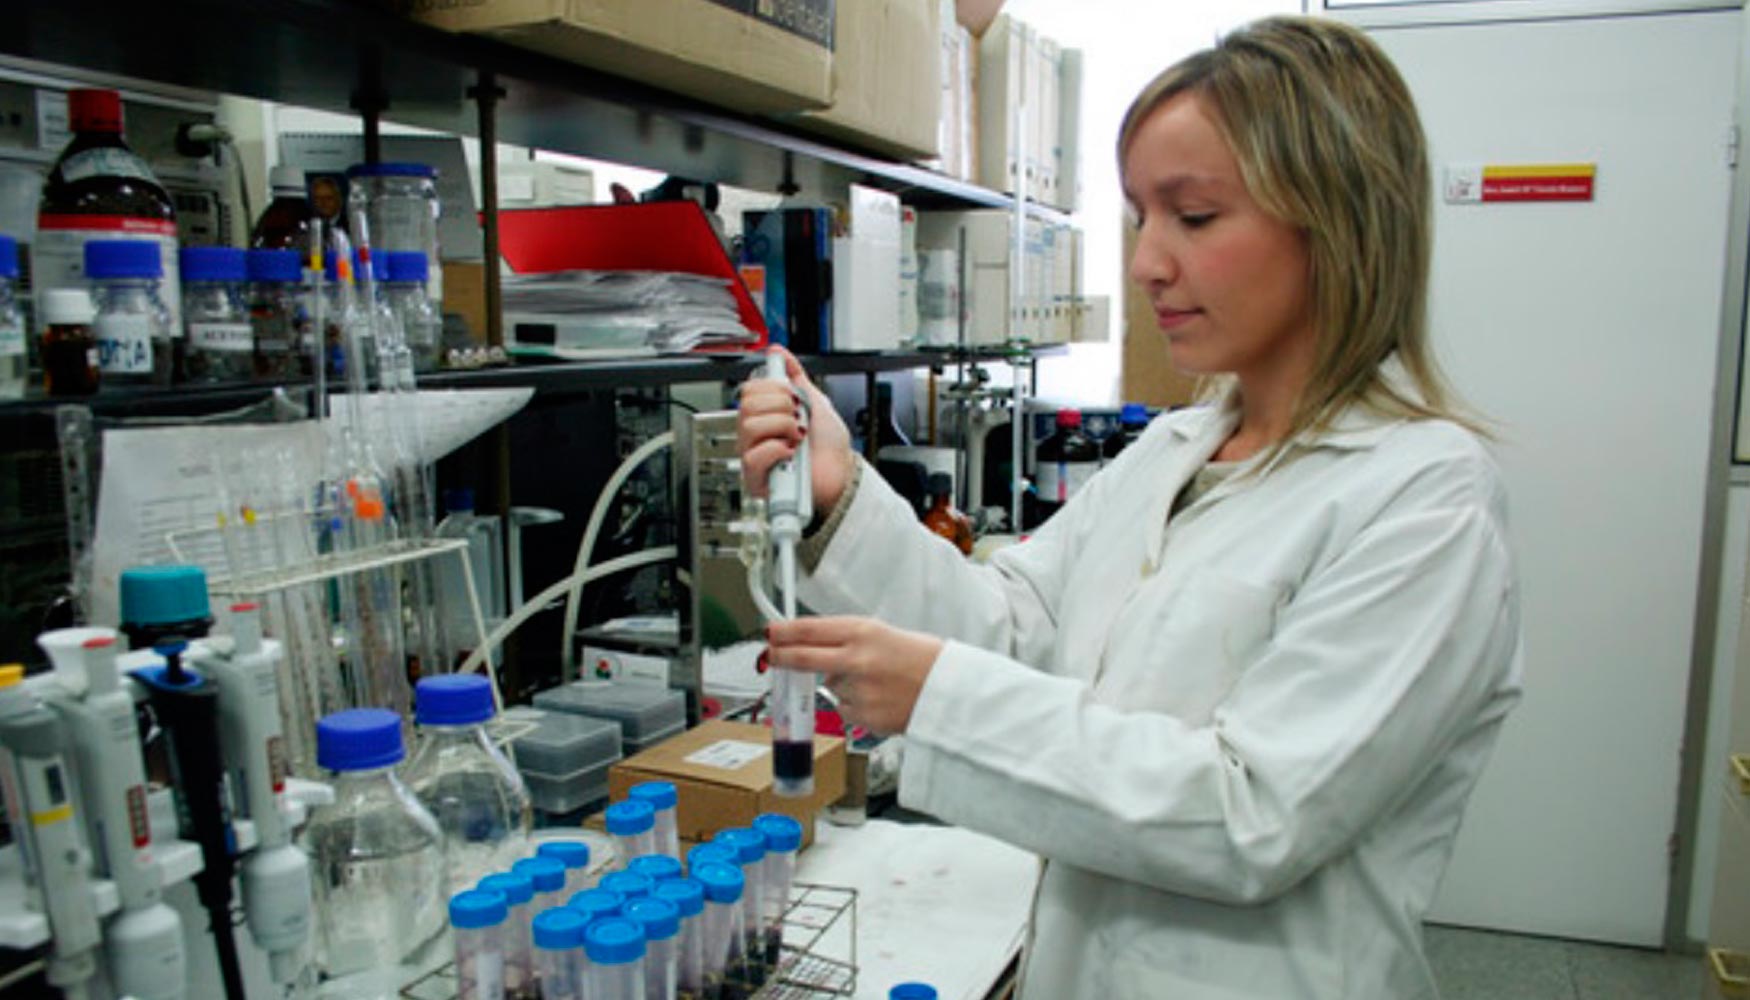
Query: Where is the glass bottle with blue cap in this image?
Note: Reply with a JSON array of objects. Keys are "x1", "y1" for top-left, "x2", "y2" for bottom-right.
[
  {"x1": 404, "y1": 673, "x2": 531, "y2": 892},
  {"x1": 629, "y1": 780, "x2": 680, "y2": 858},
  {"x1": 654, "y1": 877, "x2": 707, "y2": 1000},
  {"x1": 531, "y1": 906, "x2": 589, "y2": 1000},
  {"x1": 478, "y1": 870, "x2": 537, "y2": 1000},
  {"x1": 605, "y1": 797, "x2": 657, "y2": 862},
  {"x1": 626, "y1": 897, "x2": 681, "y2": 1000},
  {"x1": 692, "y1": 860, "x2": 747, "y2": 1000},
  {"x1": 713, "y1": 827, "x2": 769, "y2": 987},
  {"x1": 448, "y1": 888, "x2": 508, "y2": 1000},
  {"x1": 584, "y1": 916, "x2": 648, "y2": 1000},
  {"x1": 298, "y1": 708, "x2": 446, "y2": 998},
  {"x1": 537, "y1": 838, "x2": 592, "y2": 896},
  {"x1": 753, "y1": 813, "x2": 803, "y2": 969}
]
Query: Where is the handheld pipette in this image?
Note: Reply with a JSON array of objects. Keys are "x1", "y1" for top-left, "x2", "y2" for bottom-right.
[{"x1": 757, "y1": 353, "x2": 815, "y2": 797}]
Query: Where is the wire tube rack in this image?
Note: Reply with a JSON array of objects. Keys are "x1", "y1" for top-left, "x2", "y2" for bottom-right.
[{"x1": 399, "y1": 880, "x2": 857, "y2": 1000}]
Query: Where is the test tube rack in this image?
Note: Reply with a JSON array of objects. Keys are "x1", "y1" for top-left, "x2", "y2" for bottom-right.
[{"x1": 398, "y1": 880, "x2": 859, "y2": 1000}]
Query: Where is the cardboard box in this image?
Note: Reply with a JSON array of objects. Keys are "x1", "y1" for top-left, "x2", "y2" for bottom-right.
[
  {"x1": 442, "y1": 261, "x2": 487, "y2": 344},
  {"x1": 406, "y1": 0, "x2": 834, "y2": 114},
  {"x1": 790, "y1": 0, "x2": 940, "y2": 160},
  {"x1": 607, "y1": 720, "x2": 846, "y2": 848}
]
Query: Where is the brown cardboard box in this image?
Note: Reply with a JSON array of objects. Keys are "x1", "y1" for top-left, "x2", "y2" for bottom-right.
[
  {"x1": 406, "y1": 0, "x2": 833, "y2": 114},
  {"x1": 1120, "y1": 220, "x2": 1202, "y2": 408},
  {"x1": 607, "y1": 720, "x2": 846, "y2": 849},
  {"x1": 441, "y1": 261, "x2": 487, "y2": 344},
  {"x1": 791, "y1": 0, "x2": 941, "y2": 160}
]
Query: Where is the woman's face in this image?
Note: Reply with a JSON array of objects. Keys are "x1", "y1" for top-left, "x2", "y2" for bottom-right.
[{"x1": 1123, "y1": 93, "x2": 1316, "y2": 388}]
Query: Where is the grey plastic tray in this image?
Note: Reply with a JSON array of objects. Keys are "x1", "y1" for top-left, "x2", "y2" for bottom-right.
[
  {"x1": 508, "y1": 709, "x2": 623, "y2": 776},
  {"x1": 532, "y1": 681, "x2": 687, "y2": 741},
  {"x1": 523, "y1": 766, "x2": 611, "y2": 816}
]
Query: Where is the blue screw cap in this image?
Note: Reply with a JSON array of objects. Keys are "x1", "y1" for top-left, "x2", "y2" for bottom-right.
[
  {"x1": 315, "y1": 709, "x2": 405, "y2": 772},
  {"x1": 246, "y1": 248, "x2": 304, "y2": 283},
  {"x1": 583, "y1": 917, "x2": 646, "y2": 965},
  {"x1": 624, "y1": 898, "x2": 680, "y2": 941},
  {"x1": 714, "y1": 828, "x2": 767, "y2": 865},
  {"x1": 478, "y1": 872, "x2": 534, "y2": 907},
  {"x1": 754, "y1": 814, "x2": 803, "y2": 853},
  {"x1": 692, "y1": 862, "x2": 744, "y2": 905},
  {"x1": 629, "y1": 781, "x2": 677, "y2": 810},
  {"x1": 652, "y1": 878, "x2": 704, "y2": 918},
  {"x1": 449, "y1": 889, "x2": 508, "y2": 930},
  {"x1": 84, "y1": 240, "x2": 162, "y2": 279},
  {"x1": 629, "y1": 854, "x2": 683, "y2": 884},
  {"x1": 599, "y1": 871, "x2": 654, "y2": 901},
  {"x1": 605, "y1": 799, "x2": 655, "y2": 836},
  {"x1": 180, "y1": 246, "x2": 247, "y2": 283},
  {"x1": 891, "y1": 985, "x2": 938, "y2": 1000},
  {"x1": 686, "y1": 843, "x2": 737, "y2": 875},
  {"x1": 384, "y1": 250, "x2": 430, "y2": 284},
  {"x1": 532, "y1": 906, "x2": 589, "y2": 950},
  {"x1": 346, "y1": 161, "x2": 437, "y2": 179},
  {"x1": 415, "y1": 673, "x2": 495, "y2": 726},
  {"x1": 0, "y1": 235, "x2": 17, "y2": 279},
  {"x1": 513, "y1": 856, "x2": 567, "y2": 894},
  {"x1": 568, "y1": 888, "x2": 625, "y2": 922},
  {"x1": 1120, "y1": 403, "x2": 1150, "y2": 426},
  {"x1": 537, "y1": 839, "x2": 590, "y2": 871}
]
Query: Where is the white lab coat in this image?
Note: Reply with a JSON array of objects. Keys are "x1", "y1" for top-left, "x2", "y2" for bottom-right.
[{"x1": 797, "y1": 375, "x2": 1523, "y2": 1000}]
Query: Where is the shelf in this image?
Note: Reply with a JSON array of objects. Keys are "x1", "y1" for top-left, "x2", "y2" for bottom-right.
[{"x1": 7, "y1": 0, "x2": 1073, "y2": 220}]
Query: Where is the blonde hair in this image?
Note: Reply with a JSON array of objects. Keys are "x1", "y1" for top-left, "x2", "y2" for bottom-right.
[{"x1": 1119, "y1": 16, "x2": 1480, "y2": 448}]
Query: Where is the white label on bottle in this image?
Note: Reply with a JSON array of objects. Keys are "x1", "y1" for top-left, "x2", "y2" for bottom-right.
[
  {"x1": 60, "y1": 148, "x2": 159, "y2": 186},
  {"x1": 1036, "y1": 462, "x2": 1066, "y2": 503},
  {"x1": 95, "y1": 313, "x2": 153, "y2": 373},
  {"x1": 1066, "y1": 460, "x2": 1098, "y2": 499},
  {"x1": 0, "y1": 320, "x2": 22, "y2": 358},
  {"x1": 684, "y1": 739, "x2": 770, "y2": 771},
  {"x1": 474, "y1": 952, "x2": 503, "y2": 999},
  {"x1": 35, "y1": 90, "x2": 70, "y2": 151},
  {"x1": 189, "y1": 321, "x2": 252, "y2": 353},
  {"x1": 32, "y1": 227, "x2": 182, "y2": 336}
]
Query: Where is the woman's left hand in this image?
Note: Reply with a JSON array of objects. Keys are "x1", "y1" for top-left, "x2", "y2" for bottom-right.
[{"x1": 766, "y1": 616, "x2": 944, "y2": 736}]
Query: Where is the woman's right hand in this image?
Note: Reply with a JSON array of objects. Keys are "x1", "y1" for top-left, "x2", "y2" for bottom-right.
[{"x1": 737, "y1": 346, "x2": 856, "y2": 512}]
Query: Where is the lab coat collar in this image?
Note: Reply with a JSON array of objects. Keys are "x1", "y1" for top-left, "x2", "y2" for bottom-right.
[{"x1": 1163, "y1": 354, "x2": 1420, "y2": 454}]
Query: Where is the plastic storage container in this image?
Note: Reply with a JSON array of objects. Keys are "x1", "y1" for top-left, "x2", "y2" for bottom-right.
[
  {"x1": 629, "y1": 781, "x2": 681, "y2": 859},
  {"x1": 0, "y1": 235, "x2": 23, "y2": 399},
  {"x1": 181, "y1": 246, "x2": 253, "y2": 382},
  {"x1": 449, "y1": 889, "x2": 508, "y2": 1000},
  {"x1": 404, "y1": 674, "x2": 532, "y2": 894},
  {"x1": 625, "y1": 897, "x2": 680, "y2": 1000},
  {"x1": 653, "y1": 878, "x2": 706, "y2": 1000},
  {"x1": 508, "y1": 710, "x2": 622, "y2": 816},
  {"x1": 532, "y1": 681, "x2": 687, "y2": 752},
  {"x1": 299, "y1": 709, "x2": 446, "y2": 998},
  {"x1": 88, "y1": 239, "x2": 176, "y2": 385}
]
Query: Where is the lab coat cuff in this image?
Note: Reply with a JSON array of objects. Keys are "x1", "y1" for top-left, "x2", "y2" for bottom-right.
[
  {"x1": 898, "y1": 639, "x2": 983, "y2": 812},
  {"x1": 800, "y1": 457, "x2": 926, "y2": 609},
  {"x1": 798, "y1": 456, "x2": 864, "y2": 573}
]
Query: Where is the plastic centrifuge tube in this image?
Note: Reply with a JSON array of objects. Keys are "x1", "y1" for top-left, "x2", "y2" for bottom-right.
[
  {"x1": 653, "y1": 878, "x2": 707, "y2": 1000},
  {"x1": 450, "y1": 889, "x2": 508, "y2": 1000},
  {"x1": 713, "y1": 828, "x2": 769, "y2": 988},
  {"x1": 531, "y1": 906, "x2": 588, "y2": 1000},
  {"x1": 583, "y1": 917, "x2": 647, "y2": 1000},
  {"x1": 692, "y1": 861, "x2": 747, "y2": 1000},
  {"x1": 536, "y1": 839, "x2": 591, "y2": 897},
  {"x1": 605, "y1": 798, "x2": 657, "y2": 862},
  {"x1": 626, "y1": 897, "x2": 681, "y2": 1000},
  {"x1": 479, "y1": 871, "x2": 537, "y2": 1000},
  {"x1": 566, "y1": 887, "x2": 625, "y2": 986},
  {"x1": 599, "y1": 870, "x2": 654, "y2": 904},
  {"x1": 629, "y1": 780, "x2": 681, "y2": 858},
  {"x1": 629, "y1": 853, "x2": 683, "y2": 885},
  {"x1": 513, "y1": 857, "x2": 568, "y2": 917},
  {"x1": 753, "y1": 814, "x2": 803, "y2": 971}
]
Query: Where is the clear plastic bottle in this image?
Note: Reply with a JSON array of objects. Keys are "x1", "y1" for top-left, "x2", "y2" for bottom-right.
[
  {"x1": 753, "y1": 814, "x2": 802, "y2": 971},
  {"x1": 246, "y1": 248, "x2": 309, "y2": 379},
  {"x1": 251, "y1": 165, "x2": 315, "y2": 251},
  {"x1": 383, "y1": 250, "x2": 443, "y2": 375},
  {"x1": 180, "y1": 246, "x2": 253, "y2": 383},
  {"x1": 434, "y1": 488, "x2": 506, "y2": 670},
  {"x1": 1101, "y1": 403, "x2": 1150, "y2": 463},
  {"x1": 404, "y1": 674, "x2": 531, "y2": 894},
  {"x1": 478, "y1": 871, "x2": 537, "y2": 1000},
  {"x1": 713, "y1": 829, "x2": 769, "y2": 988},
  {"x1": 346, "y1": 162, "x2": 443, "y2": 305},
  {"x1": 691, "y1": 861, "x2": 746, "y2": 1000},
  {"x1": 606, "y1": 798, "x2": 657, "y2": 863},
  {"x1": 0, "y1": 235, "x2": 24, "y2": 399},
  {"x1": 583, "y1": 917, "x2": 647, "y2": 1000},
  {"x1": 449, "y1": 888, "x2": 508, "y2": 1000},
  {"x1": 537, "y1": 839, "x2": 592, "y2": 898},
  {"x1": 532, "y1": 906, "x2": 588, "y2": 1000},
  {"x1": 626, "y1": 897, "x2": 680, "y2": 1000},
  {"x1": 299, "y1": 708, "x2": 446, "y2": 999},
  {"x1": 629, "y1": 781, "x2": 681, "y2": 859},
  {"x1": 652, "y1": 878, "x2": 706, "y2": 1000},
  {"x1": 86, "y1": 239, "x2": 175, "y2": 385}
]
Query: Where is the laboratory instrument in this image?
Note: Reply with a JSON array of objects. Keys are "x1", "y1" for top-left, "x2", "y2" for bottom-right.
[
  {"x1": 600, "y1": 869, "x2": 655, "y2": 903},
  {"x1": 35, "y1": 88, "x2": 180, "y2": 340},
  {"x1": 479, "y1": 870, "x2": 537, "y2": 1000},
  {"x1": 583, "y1": 916, "x2": 647, "y2": 1000},
  {"x1": 713, "y1": 828, "x2": 769, "y2": 987},
  {"x1": 531, "y1": 906, "x2": 588, "y2": 1000},
  {"x1": 513, "y1": 856, "x2": 568, "y2": 917},
  {"x1": 536, "y1": 839, "x2": 591, "y2": 896},
  {"x1": 33, "y1": 633, "x2": 185, "y2": 1000},
  {"x1": 301, "y1": 708, "x2": 446, "y2": 998},
  {"x1": 630, "y1": 853, "x2": 684, "y2": 885},
  {"x1": 180, "y1": 246, "x2": 254, "y2": 382},
  {"x1": 692, "y1": 860, "x2": 747, "y2": 1000},
  {"x1": 753, "y1": 813, "x2": 803, "y2": 969},
  {"x1": 449, "y1": 888, "x2": 508, "y2": 1000},
  {"x1": 405, "y1": 673, "x2": 530, "y2": 891},
  {"x1": 0, "y1": 663, "x2": 102, "y2": 998},
  {"x1": 0, "y1": 234, "x2": 23, "y2": 399},
  {"x1": 88, "y1": 239, "x2": 176, "y2": 385},
  {"x1": 626, "y1": 896, "x2": 681, "y2": 1000},
  {"x1": 606, "y1": 797, "x2": 657, "y2": 861},
  {"x1": 629, "y1": 780, "x2": 681, "y2": 858},
  {"x1": 652, "y1": 877, "x2": 706, "y2": 1000},
  {"x1": 40, "y1": 288, "x2": 100, "y2": 396}
]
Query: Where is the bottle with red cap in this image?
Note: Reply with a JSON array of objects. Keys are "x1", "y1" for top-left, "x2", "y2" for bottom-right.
[
  {"x1": 35, "y1": 88, "x2": 181, "y2": 341},
  {"x1": 1032, "y1": 409, "x2": 1099, "y2": 525}
]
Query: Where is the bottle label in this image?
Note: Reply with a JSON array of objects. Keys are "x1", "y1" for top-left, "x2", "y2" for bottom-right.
[
  {"x1": 32, "y1": 225, "x2": 182, "y2": 336},
  {"x1": 1066, "y1": 460, "x2": 1098, "y2": 499},
  {"x1": 59, "y1": 147, "x2": 159, "y2": 186},
  {"x1": 0, "y1": 320, "x2": 22, "y2": 358},
  {"x1": 1037, "y1": 461, "x2": 1066, "y2": 503},
  {"x1": 95, "y1": 313, "x2": 153, "y2": 373},
  {"x1": 189, "y1": 321, "x2": 253, "y2": 353}
]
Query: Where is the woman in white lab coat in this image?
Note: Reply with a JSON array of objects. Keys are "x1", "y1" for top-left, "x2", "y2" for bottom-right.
[{"x1": 741, "y1": 16, "x2": 1521, "y2": 1000}]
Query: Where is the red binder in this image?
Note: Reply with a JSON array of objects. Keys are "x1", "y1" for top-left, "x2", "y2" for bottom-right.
[{"x1": 495, "y1": 201, "x2": 768, "y2": 351}]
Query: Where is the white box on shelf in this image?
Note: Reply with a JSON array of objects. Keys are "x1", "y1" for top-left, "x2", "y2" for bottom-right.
[{"x1": 831, "y1": 185, "x2": 904, "y2": 352}]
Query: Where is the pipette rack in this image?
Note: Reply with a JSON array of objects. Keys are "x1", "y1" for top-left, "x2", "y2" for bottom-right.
[{"x1": 398, "y1": 880, "x2": 858, "y2": 999}]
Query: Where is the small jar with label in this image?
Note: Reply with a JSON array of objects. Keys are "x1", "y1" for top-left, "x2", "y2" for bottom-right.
[
  {"x1": 86, "y1": 239, "x2": 175, "y2": 386},
  {"x1": 39, "y1": 288, "x2": 99, "y2": 397},
  {"x1": 0, "y1": 234, "x2": 24, "y2": 400},
  {"x1": 181, "y1": 246, "x2": 253, "y2": 383},
  {"x1": 246, "y1": 248, "x2": 309, "y2": 379}
]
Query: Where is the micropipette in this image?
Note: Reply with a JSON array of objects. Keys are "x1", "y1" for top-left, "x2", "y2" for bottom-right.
[{"x1": 757, "y1": 353, "x2": 815, "y2": 798}]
